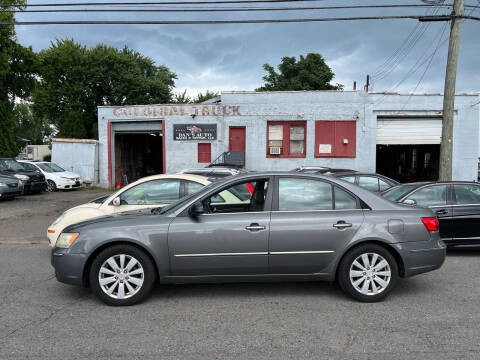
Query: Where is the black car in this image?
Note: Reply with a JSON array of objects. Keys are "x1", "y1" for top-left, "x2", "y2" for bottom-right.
[
  {"x1": 333, "y1": 172, "x2": 399, "y2": 193},
  {"x1": 381, "y1": 181, "x2": 480, "y2": 248},
  {"x1": 0, "y1": 158, "x2": 47, "y2": 194}
]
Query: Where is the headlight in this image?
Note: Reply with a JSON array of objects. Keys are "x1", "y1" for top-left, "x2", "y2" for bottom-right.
[
  {"x1": 52, "y1": 212, "x2": 66, "y2": 225},
  {"x1": 56, "y1": 233, "x2": 79, "y2": 248},
  {"x1": 0, "y1": 183, "x2": 7, "y2": 187},
  {"x1": 14, "y1": 174, "x2": 29, "y2": 181}
]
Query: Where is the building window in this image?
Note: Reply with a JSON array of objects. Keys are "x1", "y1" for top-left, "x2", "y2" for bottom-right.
[
  {"x1": 267, "y1": 121, "x2": 306, "y2": 158},
  {"x1": 198, "y1": 143, "x2": 211, "y2": 163},
  {"x1": 314, "y1": 120, "x2": 356, "y2": 158}
]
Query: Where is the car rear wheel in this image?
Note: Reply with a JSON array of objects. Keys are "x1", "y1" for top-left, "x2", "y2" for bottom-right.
[
  {"x1": 46, "y1": 180, "x2": 56, "y2": 192},
  {"x1": 89, "y1": 245, "x2": 156, "y2": 306},
  {"x1": 338, "y1": 244, "x2": 398, "y2": 302}
]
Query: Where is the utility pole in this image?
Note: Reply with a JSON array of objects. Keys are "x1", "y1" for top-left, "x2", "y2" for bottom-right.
[{"x1": 439, "y1": 0, "x2": 464, "y2": 180}]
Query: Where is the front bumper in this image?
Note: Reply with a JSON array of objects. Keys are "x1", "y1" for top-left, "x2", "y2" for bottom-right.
[
  {"x1": 0, "y1": 185, "x2": 23, "y2": 198},
  {"x1": 57, "y1": 179, "x2": 83, "y2": 190},
  {"x1": 23, "y1": 181, "x2": 47, "y2": 193},
  {"x1": 394, "y1": 236, "x2": 446, "y2": 277},
  {"x1": 51, "y1": 248, "x2": 86, "y2": 286}
]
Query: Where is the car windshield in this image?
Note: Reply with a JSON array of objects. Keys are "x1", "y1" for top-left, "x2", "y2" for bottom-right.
[
  {"x1": 382, "y1": 184, "x2": 421, "y2": 202},
  {"x1": 0, "y1": 159, "x2": 26, "y2": 171},
  {"x1": 37, "y1": 163, "x2": 54, "y2": 172},
  {"x1": 158, "y1": 181, "x2": 220, "y2": 214},
  {"x1": 47, "y1": 163, "x2": 65, "y2": 172},
  {"x1": 20, "y1": 162, "x2": 38, "y2": 171}
]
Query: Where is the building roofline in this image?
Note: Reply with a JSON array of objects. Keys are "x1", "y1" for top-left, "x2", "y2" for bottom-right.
[{"x1": 52, "y1": 138, "x2": 98, "y2": 144}]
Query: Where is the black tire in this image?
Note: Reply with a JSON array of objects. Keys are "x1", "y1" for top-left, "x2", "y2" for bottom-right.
[
  {"x1": 337, "y1": 243, "x2": 399, "y2": 302},
  {"x1": 46, "y1": 180, "x2": 56, "y2": 192},
  {"x1": 89, "y1": 244, "x2": 156, "y2": 306}
]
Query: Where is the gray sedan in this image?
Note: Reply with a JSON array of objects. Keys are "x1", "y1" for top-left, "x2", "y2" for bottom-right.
[{"x1": 52, "y1": 172, "x2": 446, "y2": 305}]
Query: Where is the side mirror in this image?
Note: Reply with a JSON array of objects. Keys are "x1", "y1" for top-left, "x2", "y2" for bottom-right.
[
  {"x1": 403, "y1": 199, "x2": 417, "y2": 205},
  {"x1": 112, "y1": 197, "x2": 121, "y2": 206},
  {"x1": 189, "y1": 202, "x2": 205, "y2": 217}
]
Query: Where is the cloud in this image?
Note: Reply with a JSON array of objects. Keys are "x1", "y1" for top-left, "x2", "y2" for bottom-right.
[{"x1": 14, "y1": 1, "x2": 479, "y2": 96}]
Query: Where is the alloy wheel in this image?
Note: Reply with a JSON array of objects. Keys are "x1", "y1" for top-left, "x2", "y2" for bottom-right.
[
  {"x1": 349, "y1": 252, "x2": 391, "y2": 296},
  {"x1": 47, "y1": 180, "x2": 56, "y2": 192},
  {"x1": 98, "y1": 254, "x2": 144, "y2": 299}
]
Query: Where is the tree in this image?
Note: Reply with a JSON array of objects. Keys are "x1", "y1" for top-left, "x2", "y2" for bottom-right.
[
  {"x1": 0, "y1": 1, "x2": 37, "y2": 157},
  {"x1": 193, "y1": 90, "x2": 219, "y2": 103},
  {"x1": 173, "y1": 90, "x2": 191, "y2": 104},
  {"x1": 33, "y1": 40, "x2": 177, "y2": 139},
  {"x1": 14, "y1": 103, "x2": 53, "y2": 144},
  {"x1": 256, "y1": 53, "x2": 343, "y2": 92}
]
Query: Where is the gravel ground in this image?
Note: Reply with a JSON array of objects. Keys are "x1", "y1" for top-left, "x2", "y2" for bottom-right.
[{"x1": 0, "y1": 190, "x2": 479, "y2": 359}]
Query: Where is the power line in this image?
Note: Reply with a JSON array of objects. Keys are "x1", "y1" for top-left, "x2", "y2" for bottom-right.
[
  {"x1": 0, "y1": 15, "x2": 467, "y2": 26},
  {"x1": 3, "y1": 4, "x2": 468, "y2": 14},
  {"x1": 0, "y1": 0, "x2": 346, "y2": 7}
]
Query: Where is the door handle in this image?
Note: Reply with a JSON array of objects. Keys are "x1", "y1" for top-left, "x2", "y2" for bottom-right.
[
  {"x1": 245, "y1": 223, "x2": 266, "y2": 232},
  {"x1": 436, "y1": 209, "x2": 448, "y2": 215},
  {"x1": 333, "y1": 221, "x2": 352, "y2": 229}
]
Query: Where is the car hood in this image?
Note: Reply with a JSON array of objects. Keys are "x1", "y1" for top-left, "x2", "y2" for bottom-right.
[{"x1": 63, "y1": 210, "x2": 164, "y2": 232}]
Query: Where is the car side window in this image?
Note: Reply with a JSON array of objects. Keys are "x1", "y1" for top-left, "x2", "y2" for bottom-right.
[
  {"x1": 405, "y1": 185, "x2": 447, "y2": 207},
  {"x1": 185, "y1": 180, "x2": 225, "y2": 203},
  {"x1": 454, "y1": 184, "x2": 480, "y2": 204},
  {"x1": 339, "y1": 175, "x2": 356, "y2": 184},
  {"x1": 203, "y1": 179, "x2": 269, "y2": 213},
  {"x1": 334, "y1": 186, "x2": 358, "y2": 210},
  {"x1": 358, "y1": 176, "x2": 380, "y2": 192},
  {"x1": 119, "y1": 179, "x2": 181, "y2": 205},
  {"x1": 378, "y1": 179, "x2": 391, "y2": 191},
  {"x1": 278, "y1": 178, "x2": 332, "y2": 211}
]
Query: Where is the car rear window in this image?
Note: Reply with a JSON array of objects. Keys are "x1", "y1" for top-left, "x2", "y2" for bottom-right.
[{"x1": 382, "y1": 184, "x2": 421, "y2": 202}]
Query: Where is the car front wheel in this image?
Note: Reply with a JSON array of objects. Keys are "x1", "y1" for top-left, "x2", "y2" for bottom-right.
[
  {"x1": 46, "y1": 180, "x2": 56, "y2": 192},
  {"x1": 338, "y1": 244, "x2": 398, "y2": 302},
  {"x1": 89, "y1": 244, "x2": 156, "y2": 306}
]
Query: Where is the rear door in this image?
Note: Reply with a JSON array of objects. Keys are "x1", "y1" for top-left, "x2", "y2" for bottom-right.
[
  {"x1": 451, "y1": 184, "x2": 480, "y2": 245},
  {"x1": 402, "y1": 184, "x2": 453, "y2": 241},
  {"x1": 268, "y1": 176, "x2": 364, "y2": 274}
]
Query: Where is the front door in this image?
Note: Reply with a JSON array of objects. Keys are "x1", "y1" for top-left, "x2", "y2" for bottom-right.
[
  {"x1": 268, "y1": 177, "x2": 364, "y2": 274},
  {"x1": 168, "y1": 178, "x2": 271, "y2": 276},
  {"x1": 229, "y1": 126, "x2": 246, "y2": 166}
]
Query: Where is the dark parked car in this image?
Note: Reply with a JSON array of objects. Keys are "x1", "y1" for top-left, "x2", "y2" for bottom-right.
[
  {"x1": 381, "y1": 181, "x2": 480, "y2": 248},
  {"x1": 0, "y1": 158, "x2": 47, "y2": 194},
  {"x1": 0, "y1": 174, "x2": 23, "y2": 199},
  {"x1": 52, "y1": 172, "x2": 445, "y2": 306},
  {"x1": 292, "y1": 166, "x2": 355, "y2": 174},
  {"x1": 333, "y1": 172, "x2": 399, "y2": 193}
]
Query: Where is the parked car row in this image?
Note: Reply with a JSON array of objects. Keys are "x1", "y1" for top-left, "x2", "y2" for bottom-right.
[
  {"x1": 0, "y1": 158, "x2": 83, "y2": 200},
  {"x1": 50, "y1": 165, "x2": 448, "y2": 306}
]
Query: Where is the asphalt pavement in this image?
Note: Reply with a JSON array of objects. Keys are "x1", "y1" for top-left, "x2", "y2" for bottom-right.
[{"x1": 0, "y1": 190, "x2": 479, "y2": 359}]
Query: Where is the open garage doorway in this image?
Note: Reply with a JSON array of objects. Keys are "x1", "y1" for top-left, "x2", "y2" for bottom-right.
[
  {"x1": 114, "y1": 132, "x2": 163, "y2": 186},
  {"x1": 377, "y1": 144, "x2": 440, "y2": 182}
]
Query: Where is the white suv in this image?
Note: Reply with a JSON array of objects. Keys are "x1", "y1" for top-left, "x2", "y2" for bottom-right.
[{"x1": 18, "y1": 161, "x2": 82, "y2": 192}]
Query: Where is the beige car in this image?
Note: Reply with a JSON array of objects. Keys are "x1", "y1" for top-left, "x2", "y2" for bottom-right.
[{"x1": 47, "y1": 174, "x2": 247, "y2": 247}]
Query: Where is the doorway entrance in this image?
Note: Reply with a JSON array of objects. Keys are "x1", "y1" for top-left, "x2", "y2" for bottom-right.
[
  {"x1": 114, "y1": 132, "x2": 163, "y2": 186},
  {"x1": 376, "y1": 144, "x2": 440, "y2": 182},
  {"x1": 229, "y1": 126, "x2": 246, "y2": 167}
]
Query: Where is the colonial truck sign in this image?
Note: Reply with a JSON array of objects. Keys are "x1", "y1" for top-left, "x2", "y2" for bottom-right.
[{"x1": 112, "y1": 104, "x2": 240, "y2": 117}]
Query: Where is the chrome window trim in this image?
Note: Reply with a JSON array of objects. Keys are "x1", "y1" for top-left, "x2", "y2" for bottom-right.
[
  {"x1": 270, "y1": 250, "x2": 335, "y2": 255},
  {"x1": 453, "y1": 237, "x2": 480, "y2": 241},
  {"x1": 175, "y1": 252, "x2": 268, "y2": 257},
  {"x1": 272, "y1": 209, "x2": 364, "y2": 213}
]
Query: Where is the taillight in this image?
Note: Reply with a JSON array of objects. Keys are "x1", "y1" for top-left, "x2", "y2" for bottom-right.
[{"x1": 421, "y1": 217, "x2": 439, "y2": 232}]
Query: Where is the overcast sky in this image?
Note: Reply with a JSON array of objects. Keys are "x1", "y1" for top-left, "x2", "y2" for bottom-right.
[{"x1": 14, "y1": 0, "x2": 480, "y2": 98}]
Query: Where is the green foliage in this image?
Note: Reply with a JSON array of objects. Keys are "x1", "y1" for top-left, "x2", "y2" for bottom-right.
[
  {"x1": 173, "y1": 90, "x2": 191, "y2": 104},
  {"x1": 33, "y1": 39, "x2": 177, "y2": 139},
  {"x1": 0, "y1": 1, "x2": 38, "y2": 157},
  {"x1": 193, "y1": 90, "x2": 219, "y2": 103},
  {"x1": 14, "y1": 103, "x2": 52, "y2": 144},
  {"x1": 256, "y1": 53, "x2": 343, "y2": 92},
  {"x1": 43, "y1": 154, "x2": 51, "y2": 161}
]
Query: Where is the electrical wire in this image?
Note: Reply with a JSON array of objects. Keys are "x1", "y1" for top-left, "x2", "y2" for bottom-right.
[{"x1": 0, "y1": 15, "x2": 465, "y2": 26}]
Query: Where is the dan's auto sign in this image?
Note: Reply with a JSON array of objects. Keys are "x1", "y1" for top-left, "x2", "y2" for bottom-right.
[{"x1": 173, "y1": 124, "x2": 217, "y2": 140}]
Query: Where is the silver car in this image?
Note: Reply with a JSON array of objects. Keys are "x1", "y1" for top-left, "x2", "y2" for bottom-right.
[{"x1": 51, "y1": 172, "x2": 446, "y2": 306}]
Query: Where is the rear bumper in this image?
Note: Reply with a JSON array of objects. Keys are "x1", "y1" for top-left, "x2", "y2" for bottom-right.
[
  {"x1": 394, "y1": 237, "x2": 446, "y2": 277},
  {"x1": 51, "y1": 248, "x2": 86, "y2": 286}
]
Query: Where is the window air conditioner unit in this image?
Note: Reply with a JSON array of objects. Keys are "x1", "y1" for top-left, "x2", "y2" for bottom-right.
[{"x1": 269, "y1": 147, "x2": 281, "y2": 155}]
